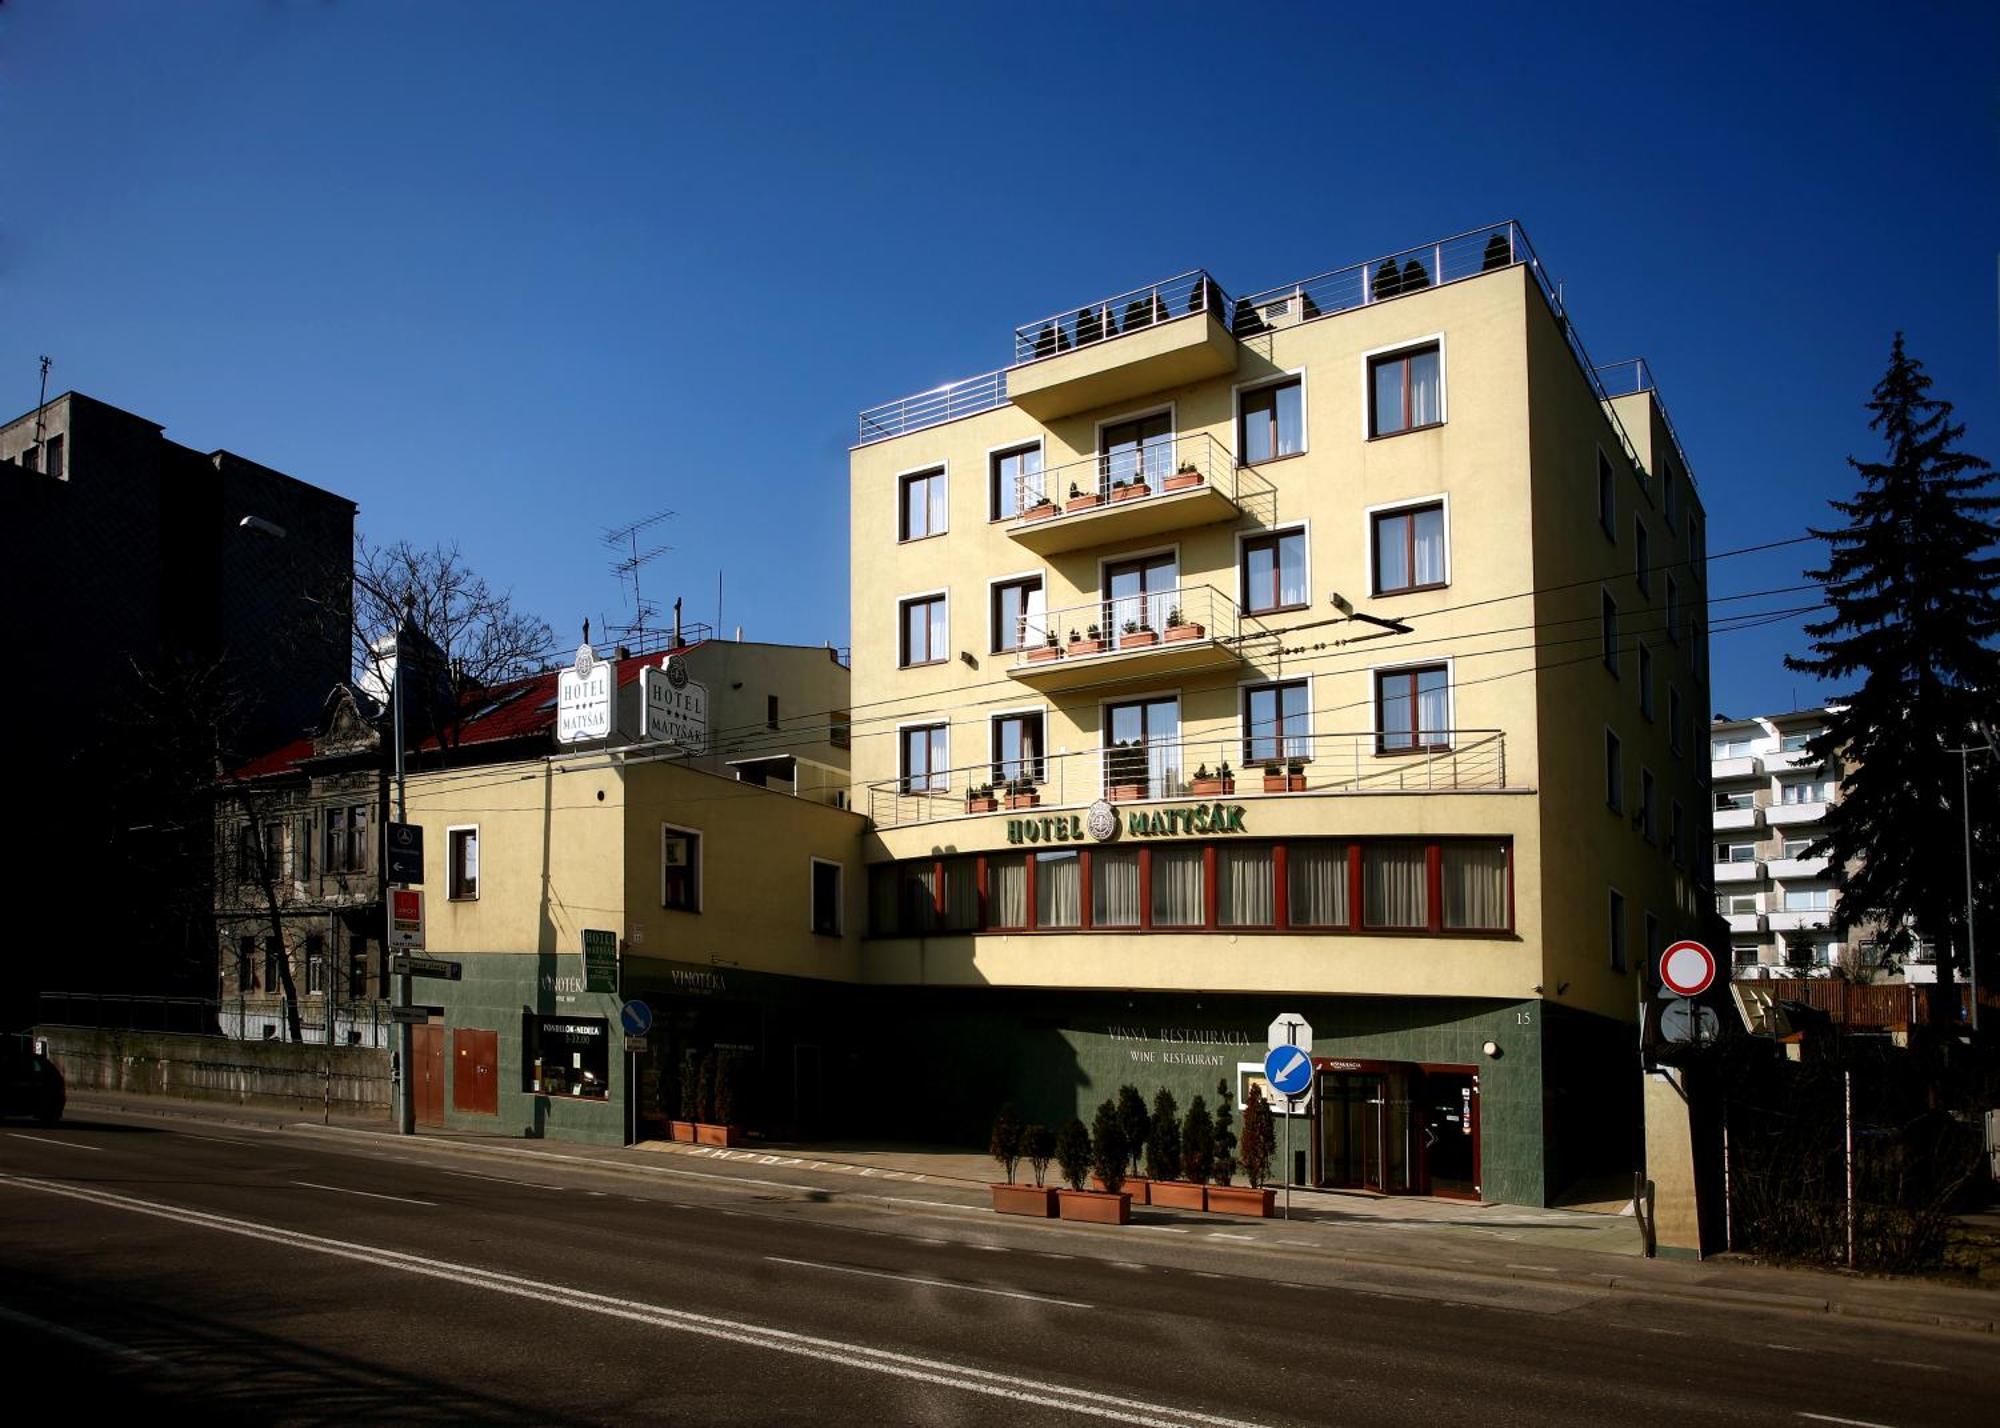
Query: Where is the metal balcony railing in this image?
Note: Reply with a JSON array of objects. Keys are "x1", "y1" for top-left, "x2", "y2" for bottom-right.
[
  {"x1": 1008, "y1": 582, "x2": 1248, "y2": 669},
  {"x1": 857, "y1": 369, "x2": 1008, "y2": 445},
  {"x1": 865, "y1": 728, "x2": 1509, "y2": 828},
  {"x1": 1595, "y1": 358, "x2": 1699, "y2": 498},
  {"x1": 1007, "y1": 431, "x2": 1244, "y2": 523},
  {"x1": 1013, "y1": 270, "x2": 1232, "y2": 366}
]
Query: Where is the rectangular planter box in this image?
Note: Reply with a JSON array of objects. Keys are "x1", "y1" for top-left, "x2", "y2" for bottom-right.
[
  {"x1": 1024, "y1": 503, "x2": 1059, "y2": 522},
  {"x1": 1163, "y1": 624, "x2": 1205, "y2": 643},
  {"x1": 1206, "y1": 1185, "x2": 1276, "y2": 1218},
  {"x1": 1148, "y1": 1180, "x2": 1208, "y2": 1212},
  {"x1": 1107, "y1": 784, "x2": 1146, "y2": 803},
  {"x1": 1004, "y1": 793, "x2": 1041, "y2": 810},
  {"x1": 1058, "y1": 1189, "x2": 1131, "y2": 1225},
  {"x1": 1065, "y1": 495, "x2": 1102, "y2": 513},
  {"x1": 1111, "y1": 485, "x2": 1149, "y2": 503},
  {"x1": 669, "y1": 1120, "x2": 697, "y2": 1143},
  {"x1": 1263, "y1": 773, "x2": 1307, "y2": 793},
  {"x1": 1164, "y1": 472, "x2": 1204, "y2": 491},
  {"x1": 1024, "y1": 646, "x2": 1064, "y2": 663},
  {"x1": 695, "y1": 1122, "x2": 743, "y2": 1147},
  {"x1": 1092, "y1": 1175, "x2": 1149, "y2": 1205},
  {"x1": 1191, "y1": 779, "x2": 1235, "y2": 797},
  {"x1": 990, "y1": 1183, "x2": 1058, "y2": 1218},
  {"x1": 1120, "y1": 631, "x2": 1159, "y2": 649},
  {"x1": 965, "y1": 797, "x2": 998, "y2": 814},
  {"x1": 1068, "y1": 639, "x2": 1106, "y2": 656}
]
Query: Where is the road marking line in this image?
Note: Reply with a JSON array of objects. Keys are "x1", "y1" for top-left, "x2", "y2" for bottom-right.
[
  {"x1": 1, "y1": 1174, "x2": 1265, "y2": 1428},
  {"x1": 0, "y1": 1302, "x2": 170, "y2": 1367},
  {"x1": 1193, "y1": 1271, "x2": 1224, "y2": 1279},
  {"x1": 1798, "y1": 1414, "x2": 1900, "y2": 1428},
  {"x1": 440, "y1": 1169, "x2": 562, "y2": 1192},
  {"x1": 176, "y1": 1132, "x2": 260, "y2": 1146},
  {"x1": 765, "y1": 1256, "x2": 1090, "y2": 1309},
  {"x1": 1278, "y1": 1239, "x2": 1313, "y2": 1247},
  {"x1": 1110, "y1": 1262, "x2": 1147, "y2": 1271},
  {"x1": 1641, "y1": 1326, "x2": 1690, "y2": 1337},
  {"x1": 1038, "y1": 1252, "x2": 1074, "y2": 1260},
  {"x1": 290, "y1": 1180, "x2": 437, "y2": 1207},
  {"x1": 1133, "y1": 1225, "x2": 1190, "y2": 1234},
  {"x1": 1505, "y1": 1264, "x2": 1558, "y2": 1272},
  {"x1": 1765, "y1": 1343, "x2": 1808, "y2": 1353},
  {"x1": 877, "y1": 1196, "x2": 981, "y2": 1213},
  {"x1": 1207, "y1": 1232, "x2": 1255, "y2": 1241},
  {"x1": 6, "y1": 1133, "x2": 104, "y2": 1153},
  {"x1": 1871, "y1": 1359, "x2": 1943, "y2": 1372}
]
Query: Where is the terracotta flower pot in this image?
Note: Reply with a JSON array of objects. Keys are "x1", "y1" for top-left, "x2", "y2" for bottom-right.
[
  {"x1": 1025, "y1": 645, "x2": 1064, "y2": 663},
  {"x1": 1164, "y1": 472, "x2": 1204, "y2": 491},
  {"x1": 669, "y1": 1120, "x2": 697, "y2": 1143},
  {"x1": 1111, "y1": 485, "x2": 1149, "y2": 503},
  {"x1": 1147, "y1": 1179, "x2": 1207, "y2": 1211},
  {"x1": 695, "y1": 1123, "x2": 742, "y2": 1147},
  {"x1": 1004, "y1": 792, "x2": 1041, "y2": 810},
  {"x1": 1163, "y1": 623, "x2": 1205, "y2": 643},
  {"x1": 1263, "y1": 773, "x2": 1307, "y2": 793},
  {"x1": 1107, "y1": 784, "x2": 1146, "y2": 803},
  {"x1": 1206, "y1": 1184, "x2": 1276, "y2": 1218},
  {"x1": 1024, "y1": 502, "x2": 1058, "y2": 522},
  {"x1": 1057, "y1": 1188, "x2": 1131, "y2": 1225},
  {"x1": 1065, "y1": 495, "x2": 1102, "y2": 513},
  {"x1": 1068, "y1": 638, "x2": 1105, "y2": 656},
  {"x1": 1191, "y1": 778, "x2": 1234, "y2": 796},
  {"x1": 990, "y1": 1183, "x2": 1058, "y2": 1218},
  {"x1": 1092, "y1": 1174, "x2": 1149, "y2": 1205},
  {"x1": 966, "y1": 796, "x2": 998, "y2": 814},
  {"x1": 1121, "y1": 630, "x2": 1159, "y2": 649}
]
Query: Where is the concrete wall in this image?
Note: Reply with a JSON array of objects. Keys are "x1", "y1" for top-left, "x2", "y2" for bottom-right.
[{"x1": 36, "y1": 1026, "x2": 390, "y2": 1116}]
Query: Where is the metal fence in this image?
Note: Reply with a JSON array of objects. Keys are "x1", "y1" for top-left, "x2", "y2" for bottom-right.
[
  {"x1": 1013, "y1": 269, "x2": 1232, "y2": 366},
  {"x1": 36, "y1": 991, "x2": 396, "y2": 1047}
]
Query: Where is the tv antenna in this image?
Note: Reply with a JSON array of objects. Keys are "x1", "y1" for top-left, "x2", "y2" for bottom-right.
[
  {"x1": 32, "y1": 355, "x2": 51, "y2": 451},
  {"x1": 602, "y1": 509, "x2": 675, "y2": 643}
]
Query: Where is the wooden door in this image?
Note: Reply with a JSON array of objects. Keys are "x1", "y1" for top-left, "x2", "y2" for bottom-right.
[
  {"x1": 452, "y1": 1028, "x2": 499, "y2": 1116},
  {"x1": 412, "y1": 1023, "x2": 446, "y2": 1126}
]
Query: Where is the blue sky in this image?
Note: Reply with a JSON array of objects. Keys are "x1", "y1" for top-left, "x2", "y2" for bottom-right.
[{"x1": 5, "y1": 1, "x2": 1995, "y2": 719}]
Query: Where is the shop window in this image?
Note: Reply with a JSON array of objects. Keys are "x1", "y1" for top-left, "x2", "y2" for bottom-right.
[
  {"x1": 811, "y1": 859, "x2": 842, "y2": 936},
  {"x1": 1441, "y1": 843, "x2": 1507, "y2": 930},
  {"x1": 1368, "y1": 343, "x2": 1442, "y2": 437},
  {"x1": 1362, "y1": 843, "x2": 1428, "y2": 929},
  {"x1": 1287, "y1": 844, "x2": 1349, "y2": 927},
  {"x1": 662, "y1": 826, "x2": 701, "y2": 911},
  {"x1": 526, "y1": 1015, "x2": 609, "y2": 1099},
  {"x1": 1150, "y1": 846, "x2": 1205, "y2": 927},
  {"x1": 1218, "y1": 845, "x2": 1275, "y2": 927},
  {"x1": 1092, "y1": 848, "x2": 1141, "y2": 928},
  {"x1": 448, "y1": 826, "x2": 479, "y2": 901},
  {"x1": 940, "y1": 857, "x2": 980, "y2": 931}
]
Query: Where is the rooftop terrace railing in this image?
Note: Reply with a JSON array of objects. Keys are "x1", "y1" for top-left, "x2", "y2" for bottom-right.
[
  {"x1": 1011, "y1": 270, "x2": 1233, "y2": 367},
  {"x1": 857, "y1": 368, "x2": 1008, "y2": 445},
  {"x1": 1595, "y1": 358, "x2": 1700, "y2": 493}
]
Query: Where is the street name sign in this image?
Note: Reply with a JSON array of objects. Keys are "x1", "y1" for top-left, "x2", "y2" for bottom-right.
[
  {"x1": 391, "y1": 1005, "x2": 443, "y2": 1025},
  {"x1": 1660, "y1": 940, "x2": 1717, "y2": 998},
  {"x1": 386, "y1": 821, "x2": 424, "y2": 885},
  {"x1": 388, "y1": 888, "x2": 425, "y2": 949},
  {"x1": 390, "y1": 953, "x2": 462, "y2": 981}
]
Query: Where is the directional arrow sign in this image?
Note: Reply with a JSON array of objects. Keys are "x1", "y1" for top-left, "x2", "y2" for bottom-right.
[
  {"x1": 1264, "y1": 1044, "x2": 1314, "y2": 1099},
  {"x1": 391, "y1": 1005, "x2": 444, "y2": 1025},
  {"x1": 389, "y1": 954, "x2": 462, "y2": 981}
]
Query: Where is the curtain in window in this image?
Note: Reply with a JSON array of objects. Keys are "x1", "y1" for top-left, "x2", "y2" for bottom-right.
[
  {"x1": 870, "y1": 866, "x2": 900, "y2": 934},
  {"x1": 1418, "y1": 669, "x2": 1450, "y2": 745},
  {"x1": 1275, "y1": 383, "x2": 1304, "y2": 457},
  {"x1": 1151, "y1": 846, "x2": 1205, "y2": 927},
  {"x1": 1376, "y1": 518, "x2": 1411, "y2": 594},
  {"x1": 901, "y1": 864, "x2": 938, "y2": 933},
  {"x1": 927, "y1": 476, "x2": 946, "y2": 535},
  {"x1": 1036, "y1": 852, "x2": 1080, "y2": 928},
  {"x1": 988, "y1": 855, "x2": 1028, "y2": 928},
  {"x1": 1092, "y1": 849, "x2": 1140, "y2": 927},
  {"x1": 1363, "y1": 843, "x2": 1427, "y2": 928},
  {"x1": 1218, "y1": 845, "x2": 1274, "y2": 926},
  {"x1": 1411, "y1": 505, "x2": 1445, "y2": 585},
  {"x1": 1441, "y1": 843, "x2": 1507, "y2": 929},
  {"x1": 1288, "y1": 844, "x2": 1348, "y2": 927},
  {"x1": 1407, "y1": 348, "x2": 1441, "y2": 426},
  {"x1": 941, "y1": 858, "x2": 980, "y2": 930}
]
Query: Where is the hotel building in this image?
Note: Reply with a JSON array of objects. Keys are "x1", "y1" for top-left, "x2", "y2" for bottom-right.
[{"x1": 847, "y1": 222, "x2": 1713, "y2": 1205}]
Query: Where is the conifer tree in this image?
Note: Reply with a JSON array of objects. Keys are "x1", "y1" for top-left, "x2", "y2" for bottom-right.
[{"x1": 1786, "y1": 335, "x2": 2000, "y2": 989}]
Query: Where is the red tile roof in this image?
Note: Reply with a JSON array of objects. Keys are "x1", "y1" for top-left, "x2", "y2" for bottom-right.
[{"x1": 230, "y1": 735, "x2": 316, "y2": 780}]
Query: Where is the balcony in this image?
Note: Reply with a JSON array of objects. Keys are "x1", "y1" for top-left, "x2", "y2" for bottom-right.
[
  {"x1": 1724, "y1": 912, "x2": 1767, "y2": 934},
  {"x1": 1710, "y1": 755, "x2": 1759, "y2": 780},
  {"x1": 865, "y1": 729, "x2": 1511, "y2": 829},
  {"x1": 1713, "y1": 861, "x2": 1763, "y2": 884},
  {"x1": 1005, "y1": 433, "x2": 1259, "y2": 555},
  {"x1": 1007, "y1": 271, "x2": 1238, "y2": 421},
  {"x1": 1713, "y1": 805, "x2": 1762, "y2": 832},
  {"x1": 1763, "y1": 748, "x2": 1824, "y2": 774},
  {"x1": 1767, "y1": 855, "x2": 1829, "y2": 879},
  {"x1": 1769, "y1": 908, "x2": 1832, "y2": 933},
  {"x1": 1007, "y1": 584, "x2": 1255, "y2": 691},
  {"x1": 1766, "y1": 801, "x2": 1828, "y2": 827}
]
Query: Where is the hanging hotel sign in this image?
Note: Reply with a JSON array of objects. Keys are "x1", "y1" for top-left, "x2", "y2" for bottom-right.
[
  {"x1": 557, "y1": 642, "x2": 613, "y2": 743},
  {"x1": 1005, "y1": 799, "x2": 1248, "y2": 846},
  {"x1": 640, "y1": 655, "x2": 709, "y2": 753}
]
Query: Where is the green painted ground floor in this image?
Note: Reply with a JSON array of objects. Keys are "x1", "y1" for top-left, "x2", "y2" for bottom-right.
[{"x1": 411, "y1": 952, "x2": 1639, "y2": 1208}]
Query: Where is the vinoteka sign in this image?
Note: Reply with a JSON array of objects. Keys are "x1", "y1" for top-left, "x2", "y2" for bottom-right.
[{"x1": 1004, "y1": 802, "x2": 1248, "y2": 846}]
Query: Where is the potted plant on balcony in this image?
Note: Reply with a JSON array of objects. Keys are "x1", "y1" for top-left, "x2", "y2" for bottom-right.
[
  {"x1": 1122, "y1": 618, "x2": 1159, "y2": 649},
  {"x1": 1122, "y1": 296, "x2": 1155, "y2": 335},
  {"x1": 1482, "y1": 229, "x2": 1512, "y2": 272},
  {"x1": 1074, "y1": 305, "x2": 1101, "y2": 346},
  {"x1": 1370, "y1": 257, "x2": 1403, "y2": 301},
  {"x1": 1262, "y1": 758, "x2": 1306, "y2": 793},
  {"x1": 1191, "y1": 761, "x2": 1235, "y2": 797},
  {"x1": 1004, "y1": 776, "x2": 1041, "y2": 811},
  {"x1": 1058, "y1": 1101, "x2": 1131, "y2": 1224},
  {"x1": 989, "y1": 1103, "x2": 1056, "y2": 1217},
  {"x1": 1164, "y1": 461, "x2": 1204, "y2": 493},
  {"x1": 1206, "y1": 1079, "x2": 1274, "y2": 1217},
  {"x1": 1069, "y1": 623, "x2": 1105, "y2": 657},
  {"x1": 1164, "y1": 605, "x2": 1206, "y2": 642},
  {"x1": 1065, "y1": 481, "x2": 1100, "y2": 514},
  {"x1": 1026, "y1": 628, "x2": 1063, "y2": 664},
  {"x1": 1023, "y1": 491, "x2": 1059, "y2": 522},
  {"x1": 966, "y1": 782, "x2": 998, "y2": 814},
  {"x1": 1111, "y1": 475, "x2": 1149, "y2": 504},
  {"x1": 1106, "y1": 740, "x2": 1148, "y2": 802},
  {"x1": 1032, "y1": 322, "x2": 1058, "y2": 359}
]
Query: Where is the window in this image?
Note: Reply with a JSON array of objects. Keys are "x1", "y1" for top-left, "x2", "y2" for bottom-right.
[
  {"x1": 899, "y1": 723, "x2": 948, "y2": 793},
  {"x1": 1665, "y1": 575, "x2": 1681, "y2": 645},
  {"x1": 1784, "y1": 887, "x2": 1832, "y2": 911},
  {"x1": 324, "y1": 805, "x2": 370, "y2": 874},
  {"x1": 1597, "y1": 451, "x2": 1616, "y2": 539},
  {"x1": 986, "y1": 853, "x2": 1027, "y2": 929},
  {"x1": 1782, "y1": 837, "x2": 1815, "y2": 859},
  {"x1": 526, "y1": 1015, "x2": 609, "y2": 1099},
  {"x1": 1104, "y1": 696, "x2": 1179, "y2": 799},
  {"x1": 346, "y1": 936, "x2": 370, "y2": 999},
  {"x1": 44, "y1": 434, "x2": 64, "y2": 479},
  {"x1": 1668, "y1": 687, "x2": 1684, "y2": 754},
  {"x1": 1640, "y1": 768, "x2": 1657, "y2": 843},
  {"x1": 811, "y1": 859, "x2": 843, "y2": 936},
  {"x1": 1092, "y1": 848, "x2": 1141, "y2": 928},
  {"x1": 306, "y1": 935, "x2": 327, "y2": 994},
  {"x1": 1150, "y1": 846, "x2": 1205, "y2": 927},
  {"x1": 236, "y1": 936, "x2": 255, "y2": 992},
  {"x1": 1638, "y1": 643, "x2": 1654, "y2": 719},
  {"x1": 991, "y1": 711, "x2": 1045, "y2": 785},
  {"x1": 1368, "y1": 343, "x2": 1442, "y2": 437},
  {"x1": 1635, "y1": 520, "x2": 1652, "y2": 596},
  {"x1": 1288, "y1": 844, "x2": 1350, "y2": 928},
  {"x1": 990, "y1": 444, "x2": 1043, "y2": 521},
  {"x1": 1782, "y1": 778, "x2": 1834, "y2": 805},
  {"x1": 1376, "y1": 664, "x2": 1449, "y2": 753},
  {"x1": 1782, "y1": 729, "x2": 1823, "y2": 753},
  {"x1": 767, "y1": 695, "x2": 779, "y2": 731},
  {"x1": 1712, "y1": 735, "x2": 1755, "y2": 759},
  {"x1": 1035, "y1": 850, "x2": 1080, "y2": 929},
  {"x1": 1601, "y1": 591, "x2": 1620, "y2": 674},
  {"x1": 292, "y1": 814, "x2": 313, "y2": 880},
  {"x1": 1243, "y1": 680, "x2": 1309, "y2": 767},
  {"x1": 1372, "y1": 503, "x2": 1446, "y2": 595},
  {"x1": 1733, "y1": 942, "x2": 1761, "y2": 969},
  {"x1": 1442, "y1": 843, "x2": 1508, "y2": 930},
  {"x1": 939, "y1": 858, "x2": 979, "y2": 931},
  {"x1": 1715, "y1": 789, "x2": 1752, "y2": 811},
  {"x1": 448, "y1": 826, "x2": 479, "y2": 901},
  {"x1": 1608, "y1": 889, "x2": 1628, "y2": 973},
  {"x1": 899, "y1": 593, "x2": 948, "y2": 667},
  {"x1": 237, "y1": 822, "x2": 260, "y2": 881},
  {"x1": 661, "y1": 826, "x2": 701, "y2": 911},
  {"x1": 1670, "y1": 802, "x2": 1686, "y2": 866},
  {"x1": 1718, "y1": 893, "x2": 1759, "y2": 915},
  {"x1": 1663, "y1": 460, "x2": 1680, "y2": 531},
  {"x1": 1605, "y1": 730, "x2": 1623, "y2": 812},
  {"x1": 1239, "y1": 377, "x2": 1304, "y2": 463},
  {"x1": 830, "y1": 710, "x2": 852, "y2": 750},
  {"x1": 991, "y1": 575, "x2": 1045, "y2": 654},
  {"x1": 1218, "y1": 845, "x2": 1276, "y2": 927},
  {"x1": 1717, "y1": 841, "x2": 1756, "y2": 863},
  {"x1": 1105, "y1": 551, "x2": 1178, "y2": 641},
  {"x1": 1241, "y1": 529, "x2": 1307, "y2": 614},
  {"x1": 263, "y1": 935, "x2": 283, "y2": 991},
  {"x1": 898, "y1": 468, "x2": 946, "y2": 541},
  {"x1": 1100, "y1": 412, "x2": 1174, "y2": 495},
  {"x1": 1363, "y1": 843, "x2": 1428, "y2": 928}
]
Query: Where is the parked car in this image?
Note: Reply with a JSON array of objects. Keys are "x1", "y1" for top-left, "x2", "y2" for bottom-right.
[{"x1": 0, "y1": 1034, "x2": 65, "y2": 1125}]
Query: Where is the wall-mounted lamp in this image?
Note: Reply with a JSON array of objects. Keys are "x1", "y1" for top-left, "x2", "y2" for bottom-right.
[
  {"x1": 1482, "y1": 1041, "x2": 1501, "y2": 1059},
  {"x1": 238, "y1": 514, "x2": 287, "y2": 538}
]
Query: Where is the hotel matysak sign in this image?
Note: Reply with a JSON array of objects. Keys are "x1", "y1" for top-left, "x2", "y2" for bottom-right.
[{"x1": 1005, "y1": 797, "x2": 1247, "y2": 847}]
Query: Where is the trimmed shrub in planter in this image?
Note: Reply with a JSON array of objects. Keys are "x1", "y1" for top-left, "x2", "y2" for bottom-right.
[
  {"x1": 1482, "y1": 230, "x2": 1512, "y2": 272},
  {"x1": 990, "y1": 1104, "x2": 1056, "y2": 1216},
  {"x1": 1025, "y1": 1123, "x2": 1056, "y2": 1190},
  {"x1": 1400, "y1": 258, "x2": 1430, "y2": 292},
  {"x1": 1370, "y1": 258, "x2": 1402, "y2": 301},
  {"x1": 1145, "y1": 1089, "x2": 1182, "y2": 1184},
  {"x1": 1240, "y1": 1084, "x2": 1276, "y2": 1191},
  {"x1": 1062, "y1": 1100, "x2": 1131, "y2": 1225}
]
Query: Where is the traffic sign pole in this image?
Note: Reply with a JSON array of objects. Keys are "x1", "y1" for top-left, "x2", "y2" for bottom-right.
[{"x1": 393, "y1": 633, "x2": 413, "y2": 1138}]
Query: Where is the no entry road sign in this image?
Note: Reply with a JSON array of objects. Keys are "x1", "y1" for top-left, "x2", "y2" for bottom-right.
[{"x1": 1660, "y1": 940, "x2": 1717, "y2": 998}]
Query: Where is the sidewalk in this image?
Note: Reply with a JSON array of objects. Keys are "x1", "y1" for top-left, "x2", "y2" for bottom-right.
[{"x1": 60, "y1": 1091, "x2": 1998, "y2": 1335}]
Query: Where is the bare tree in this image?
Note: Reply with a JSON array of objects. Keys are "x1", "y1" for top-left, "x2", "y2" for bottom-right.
[{"x1": 346, "y1": 537, "x2": 555, "y2": 746}]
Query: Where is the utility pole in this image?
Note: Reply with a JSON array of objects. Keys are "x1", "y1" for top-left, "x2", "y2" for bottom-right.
[
  {"x1": 394, "y1": 610, "x2": 414, "y2": 1134},
  {"x1": 1946, "y1": 725, "x2": 1993, "y2": 1035}
]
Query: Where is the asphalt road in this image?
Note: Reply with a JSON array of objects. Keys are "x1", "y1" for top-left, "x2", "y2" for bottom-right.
[{"x1": 0, "y1": 1113, "x2": 1993, "y2": 1427}]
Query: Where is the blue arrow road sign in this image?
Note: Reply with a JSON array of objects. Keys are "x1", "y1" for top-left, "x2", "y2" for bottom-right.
[
  {"x1": 1264, "y1": 1044, "x2": 1313, "y2": 1098},
  {"x1": 619, "y1": 1000, "x2": 653, "y2": 1037}
]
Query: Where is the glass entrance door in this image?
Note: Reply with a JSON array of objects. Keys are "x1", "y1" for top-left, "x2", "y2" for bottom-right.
[
  {"x1": 1419, "y1": 1071, "x2": 1479, "y2": 1198},
  {"x1": 1317, "y1": 1068, "x2": 1415, "y2": 1193}
]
